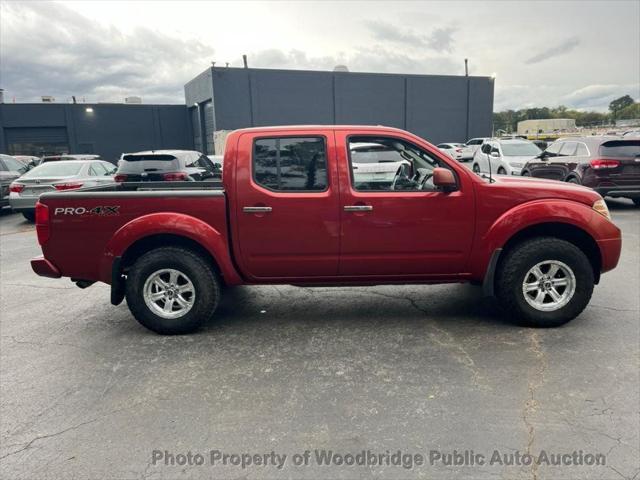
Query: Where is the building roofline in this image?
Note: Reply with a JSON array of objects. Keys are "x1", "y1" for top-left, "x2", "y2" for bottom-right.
[{"x1": 209, "y1": 65, "x2": 493, "y2": 81}]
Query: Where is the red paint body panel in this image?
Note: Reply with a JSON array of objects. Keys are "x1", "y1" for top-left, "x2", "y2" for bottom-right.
[
  {"x1": 30, "y1": 256, "x2": 61, "y2": 278},
  {"x1": 33, "y1": 125, "x2": 622, "y2": 289}
]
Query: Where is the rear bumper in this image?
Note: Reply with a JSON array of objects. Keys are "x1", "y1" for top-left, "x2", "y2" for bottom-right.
[
  {"x1": 595, "y1": 186, "x2": 640, "y2": 199},
  {"x1": 9, "y1": 195, "x2": 37, "y2": 211},
  {"x1": 31, "y1": 256, "x2": 61, "y2": 278}
]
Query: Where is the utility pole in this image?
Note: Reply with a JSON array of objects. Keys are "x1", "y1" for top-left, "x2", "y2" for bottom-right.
[{"x1": 465, "y1": 59, "x2": 470, "y2": 141}]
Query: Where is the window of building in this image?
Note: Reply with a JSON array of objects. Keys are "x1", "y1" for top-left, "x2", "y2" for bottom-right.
[{"x1": 253, "y1": 137, "x2": 328, "y2": 191}]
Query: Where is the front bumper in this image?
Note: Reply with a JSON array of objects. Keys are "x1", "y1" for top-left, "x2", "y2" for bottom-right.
[
  {"x1": 9, "y1": 195, "x2": 38, "y2": 212},
  {"x1": 31, "y1": 256, "x2": 61, "y2": 278}
]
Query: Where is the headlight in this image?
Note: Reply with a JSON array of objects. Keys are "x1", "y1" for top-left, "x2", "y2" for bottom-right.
[{"x1": 592, "y1": 199, "x2": 611, "y2": 221}]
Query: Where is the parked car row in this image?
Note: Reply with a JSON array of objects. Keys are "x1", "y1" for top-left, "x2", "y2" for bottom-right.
[
  {"x1": 522, "y1": 137, "x2": 640, "y2": 205},
  {"x1": 2, "y1": 149, "x2": 222, "y2": 222},
  {"x1": 466, "y1": 136, "x2": 640, "y2": 206}
]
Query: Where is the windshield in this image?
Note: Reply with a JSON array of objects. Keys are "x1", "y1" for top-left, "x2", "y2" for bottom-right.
[
  {"x1": 500, "y1": 142, "x2": 542, "y2": 156},
  {"x1": 23, "y1": 162, "x2": 84, "y2": 177}
]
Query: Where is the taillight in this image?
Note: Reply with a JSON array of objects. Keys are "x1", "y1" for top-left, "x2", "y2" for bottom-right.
[
  {"x1": 590, "y1": 159, "x2": 620, "y2": 169},
  {"x1": 114, "y1": 174, "x2": 128, "y2": 182},
  {"x1": 163, "y1": 172, "x2": 189, "y2": 181},
  {"x1": 54, "y1": 182, "x2": 84, "y2": 191},
  {"x1": 35, "y1": 202, "x2": 50, "y2": 245},
  {"x1": 9, "y1": 183, "x2": 25, "y2": 193}
]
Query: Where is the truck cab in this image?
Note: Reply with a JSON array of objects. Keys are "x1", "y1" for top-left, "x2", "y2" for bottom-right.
[{"x1": 31, "y1": 126, "x2": 622, "y2": 334}]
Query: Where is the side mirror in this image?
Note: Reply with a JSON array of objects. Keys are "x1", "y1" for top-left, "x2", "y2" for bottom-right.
[
  {"x1": 490, "y1": 151, "x2": 500, "y2": 158},
  {"x1": 433, "y1": 167, "x2": 457, "y2": 191},
  {"x1": 538, "y1": 151, "x2": 549, "y2": 160}
]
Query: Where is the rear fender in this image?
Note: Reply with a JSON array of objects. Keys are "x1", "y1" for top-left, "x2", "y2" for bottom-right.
[{"x1": 100, "y1": 212, "x2": 242, "y2": 284}]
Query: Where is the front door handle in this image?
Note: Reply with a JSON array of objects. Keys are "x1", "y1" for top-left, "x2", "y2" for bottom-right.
[
  {"x1": 243, "y1": 206, "x2": 272, "y2": 213},
  {"x1": 344, "y1": 205, "x2": 373, "y2": 212}
]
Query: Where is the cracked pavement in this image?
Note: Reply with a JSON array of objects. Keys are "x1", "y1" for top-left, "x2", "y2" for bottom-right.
[{"x1": 1, "y1": 200, "x2": 639, "y2": 479}]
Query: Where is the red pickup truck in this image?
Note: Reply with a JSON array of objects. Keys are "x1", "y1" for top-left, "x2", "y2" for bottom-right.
[{"x1": 31, "y1": 126, "x2": 622, "y2": 334}]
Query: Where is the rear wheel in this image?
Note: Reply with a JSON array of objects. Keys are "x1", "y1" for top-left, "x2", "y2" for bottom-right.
[
  {"x1": 497, "y1": 167, "x2": 507, "y2": 175},
  {"x1": 125, "y1": 247, "x2": 220, "y2": 334},
  {"x1": 496, "y1": 237, "x2": 594, "y2": 327},
  {"x1": 22, "y1": 211, "x2": 35, "y2": 223},
  {"x1": 472, "y1": 163, "x2": 481, "y2": 174},
  {"x1": 521, "y1": 170, "x2": 530, "y2": 177}
]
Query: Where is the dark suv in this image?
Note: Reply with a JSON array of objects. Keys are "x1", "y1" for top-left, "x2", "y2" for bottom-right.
[
  {"x1": 522, "y1": 137, "x2": 640, "y2": 205},
  {"x1": 114, "y1": 150, "x2": 220, "y2": 182}
]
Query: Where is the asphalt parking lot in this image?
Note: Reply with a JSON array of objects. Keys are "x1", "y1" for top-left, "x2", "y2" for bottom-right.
[{"x1": 0, "y1": 201, "x2": 638, "y2": 480}]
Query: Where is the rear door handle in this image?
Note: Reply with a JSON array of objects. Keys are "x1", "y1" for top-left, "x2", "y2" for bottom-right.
[
  {"x1": 344, "y1": 205, "x2": 373, "y2": 212},
  {"x1": 243, "y1": 206, "x2": 272, "y2": 213}
]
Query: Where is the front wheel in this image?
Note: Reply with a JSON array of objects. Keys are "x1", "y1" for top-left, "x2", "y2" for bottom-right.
[
  {"x1": 497, "y1": 167, "x2": 507, "y2": 175},
  {"x1": 22, "y1": 211, "x2": 36, "y2": 223},
  {"x1": 472, "y1": 163, "x2": 481, "y2": 174},
  {"x1": 125, "y1": 247, "x2": 220, "y2": 334},
  {"x1": 496, "y1": 237, "x2": 594, "y2": 327},
  {"x1": 632, "y1": 198, "x2": 640, "y2": 206},
  {"x1": 567, "y1": 177, "x2": 581, "y2": 184}
]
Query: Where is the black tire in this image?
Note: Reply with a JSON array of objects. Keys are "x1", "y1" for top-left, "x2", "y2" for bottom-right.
[
  {"x1": 632, "y1": 198, "x2": 640, "y2": 207},
  {"x1": 521, "y1": 170, "x2": 530, "y2": 177},
  {"x1": 496, "y1": 237, "x2": 594, "y2": 327},
  {"x1": 497, "y1": 167, "x2": 507, "y2": 175},
  {"x1": 567, "y1": 177, "x2": 581, "y2": 184},
  {"x1": 22, "y1": 211, "x2": 36, "y2": 223},
  {"x1": 472, "y1": 163, "x2": 481, "y2": 173},
  {"x1": 125, "y1": 247, "x2": 220, "y2": 334}
]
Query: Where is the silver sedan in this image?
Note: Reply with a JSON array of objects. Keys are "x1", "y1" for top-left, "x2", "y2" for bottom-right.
[{"x1": 9, "y1": 160, "x2": 116, "y2": 222}]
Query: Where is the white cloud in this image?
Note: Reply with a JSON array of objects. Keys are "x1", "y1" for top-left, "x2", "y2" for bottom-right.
[{"x1": 1, "y1": 0, "x2": 638, "y2": 111}]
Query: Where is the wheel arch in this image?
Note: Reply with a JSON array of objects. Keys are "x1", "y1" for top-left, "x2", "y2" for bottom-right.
[
  {"x1": 101, "y1": 212, "x2": 242, "y2": 286},
  {"x1": 475, "y1": 200, "x2": 605, "y2": 293},
  {"x1": 498, "y1": 222, "x2": 601, "y2": 284}
]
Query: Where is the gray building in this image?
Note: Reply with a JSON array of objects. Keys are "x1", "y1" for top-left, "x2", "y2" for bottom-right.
[
  {"x1": 185, "y1": 66, "x2": 494, "y2": 153},
  {"x1": 0, "y1": 103, "x2": 193, "y2": 161},
  {"x1": 0, "y1": 66, "x2": 494, "y2": 159}
]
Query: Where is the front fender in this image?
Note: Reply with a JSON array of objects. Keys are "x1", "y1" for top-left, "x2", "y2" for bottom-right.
[
  {"x1": 99, "y1": 212, "x2": 241, "y2": 284},
  {"x1": 469, "y1": 199, "x2": 602, "y2": 279}
]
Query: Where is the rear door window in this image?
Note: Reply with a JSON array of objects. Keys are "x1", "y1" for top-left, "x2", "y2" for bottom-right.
[{"x1": 253, "y1": 137, "x2": 328, "y2": 191}]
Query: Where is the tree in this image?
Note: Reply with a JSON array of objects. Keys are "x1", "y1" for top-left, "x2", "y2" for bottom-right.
[
  {"x1": 609, "y1": 95, "x2": 634, "y2": 116},
  {"x1": 617, "y1": 103, "x2": 640, "y2": 120}
]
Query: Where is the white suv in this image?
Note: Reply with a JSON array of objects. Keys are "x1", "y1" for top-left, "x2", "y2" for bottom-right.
[{"x1": 472, "y1": 139, "x2": 542, "y2": 176}]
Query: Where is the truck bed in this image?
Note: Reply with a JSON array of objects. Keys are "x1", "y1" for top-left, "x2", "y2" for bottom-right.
[{"x1": 37, "y1": 181, "x2": 229, "y2": 284}]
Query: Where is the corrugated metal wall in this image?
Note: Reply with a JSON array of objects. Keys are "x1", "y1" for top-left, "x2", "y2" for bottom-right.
[
  {"x1": 188, "y1": 67, "x2": 494, "y2": 147},
  {"x1": 0, "y1": 104, "x2": 194, "y2": 162}
]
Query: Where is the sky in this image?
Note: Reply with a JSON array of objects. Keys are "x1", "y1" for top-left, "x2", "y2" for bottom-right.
[{"x1": 1, "y1": 0, "x2": 639, "y2": 112}]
